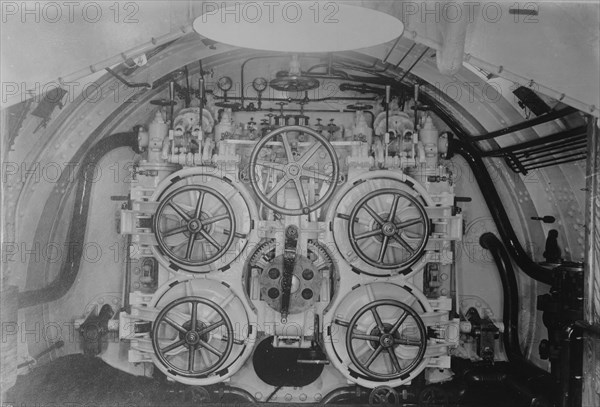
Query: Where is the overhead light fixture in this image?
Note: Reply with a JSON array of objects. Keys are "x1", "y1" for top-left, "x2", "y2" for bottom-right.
[{"x1": 193, "y1": 2, "x2": 404, "y2": 53}]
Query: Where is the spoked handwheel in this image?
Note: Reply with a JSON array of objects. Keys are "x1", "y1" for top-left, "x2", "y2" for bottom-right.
[
  {"x1": 369, "y1": 386, "x2": 400, "y2": 405},
  {"x1": 249, "y1": 125, "x2": 339, "y2": 216},
  {"x1": 348, "y1": 188, "x2": 430, "y2": 270},
  {"x1": 153, "y1": 185, "x2": 236, "y2": 268},
  {"x1": 345, "y1": 299, "x2": 427, "y2": 380},
  {"x1": 151, "y1": 296, "x2": 234, "y2": 377}
]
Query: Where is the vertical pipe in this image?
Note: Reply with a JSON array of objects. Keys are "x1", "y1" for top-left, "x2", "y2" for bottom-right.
[
  {"x1": 452, "y1": 139, "x2": 554, "y2": 285},
  {"x1": 184, "y1": 65, "x2": 191, "y2": 108},
  {"x1": 198, "y1": 77, "x2": 205, "y2": 126},
  {"x1": 168, "y1": 81, "x2": 175, "y2": 129},
  {"x1": 559, "y1": 327, "x2": 573, "y2": 407},
  {"x1": 385, "y1": 85, "x2": 390, "y2": 134},
  {"x1": 122, "y1": 234, "x2": 132, "y2": 312},
  {"x1": 414, "y1": 84, "x2": 420, "y2": 128}
]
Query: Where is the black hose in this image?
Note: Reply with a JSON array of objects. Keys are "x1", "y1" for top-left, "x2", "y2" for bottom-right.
[
  {"x1": 18, "y1": 133, "x2": 138, "y2": 308},
  {"x1": 453, "y1": 139, "x2": 554, "y2": 285},
  {"x1": 480, "y1": 232, "x2": 555, "y2": 405},
  {"x1": 480, "y1": 233, "x2": 523, "y2": 363}
]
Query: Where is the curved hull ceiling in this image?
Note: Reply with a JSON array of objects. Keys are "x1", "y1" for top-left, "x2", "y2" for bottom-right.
[{"x1": 1, "y1": 1, "x2": 599, "y2": 115}]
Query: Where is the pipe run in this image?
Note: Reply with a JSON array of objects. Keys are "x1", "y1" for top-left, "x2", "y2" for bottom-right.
[
  {"x1": 452, "y1": 139, "x2": 554, "y2": 285},
  {"x1": 479, "y1": 232, "x2": 555, "y2": 405},
  {"x1": 480, "y1": 233, "x2": 542, "y2": 368},
  {"x1": 322, "y1": 386, "x2": 366, "y2": 404},
  {"x1": 18, "y1": 132, "x2": 138, "y2": 309}
]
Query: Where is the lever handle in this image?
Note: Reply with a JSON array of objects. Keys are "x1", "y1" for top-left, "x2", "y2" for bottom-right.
[{"x1": 531, "y1": 216, "x2": 556, "y2": 223}]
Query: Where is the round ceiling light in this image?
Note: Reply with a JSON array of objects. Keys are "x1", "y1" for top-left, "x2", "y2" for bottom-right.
[{"x1": 193, "y1": 2, "x2": 404, "y2": 53}]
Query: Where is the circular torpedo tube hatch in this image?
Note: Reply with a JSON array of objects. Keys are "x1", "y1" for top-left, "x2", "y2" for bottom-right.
[
  {"x1": 327, "y1": 172, "x2": 432, "y2": 276},
  {"x1": 150, "y1": 277, "x2": 256, "y2": 385},
  {"x1": 323, "y1": 282, "x2": 431, "y2": 388},
  {"x1": 150, "y1": 169, "x2": 258, "y2": 273}
]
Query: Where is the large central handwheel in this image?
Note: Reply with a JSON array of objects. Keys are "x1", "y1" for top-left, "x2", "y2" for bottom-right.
[
  {"x1": 346, "y1": 299, "x2": 427, "y2": 380},
  {"x1": 249, "y1": 125, "x2": 339, "y2": 216},
  {"x1": 153, "y1": 185, "x2": 236, "y2": 268},
  {"x1": 151, "y1": 296, "x2": 235, "y2": 377},
  {"x1": 348, "y1": 188, "x2": 430, "y2": 270}
]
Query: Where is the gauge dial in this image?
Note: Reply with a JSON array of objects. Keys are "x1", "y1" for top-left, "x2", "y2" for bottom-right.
[
  {"x1": 217, "y1": 76, "x2": 233, "y2": 92},
  {"x1": 252, "y1": 77, "x2": 268, "y2": 93}
]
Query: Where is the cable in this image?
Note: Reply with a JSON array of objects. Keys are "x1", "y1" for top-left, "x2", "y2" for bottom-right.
[
  {"x1": 264, "y1": 385, "x2": 283, "y2": 402},
  {"x1": 18, "y1": 133, "x2": 138, "y2": 308}
]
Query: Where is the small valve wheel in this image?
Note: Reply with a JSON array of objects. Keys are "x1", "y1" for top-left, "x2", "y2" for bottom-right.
[
  {"x1": 369, "y1": 386, "x2": 400, "y2": 405},
  {"x1": 249, "y1": 125, "x2": 339, "y2": 216}
]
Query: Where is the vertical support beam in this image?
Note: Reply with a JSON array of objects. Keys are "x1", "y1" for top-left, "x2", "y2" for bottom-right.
[{"x1": 583, "y1": 116, "x2": 600, "y2": 407}]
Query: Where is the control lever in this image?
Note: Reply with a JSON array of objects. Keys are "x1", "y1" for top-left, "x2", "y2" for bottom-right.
[
  {"x1": 17, "y1": 340, "x2": 65, "y2": 369},
  {"x1": 531, "y1": 215, "x2": 556, "y2": 224},
  {"x1": 543, "y1": 229, "x2": 561, "y2": 263},
  {"x1": 281, "y1": 225, "x2": 299, "y2": 323},
  {"x1": 464, "y1": 307, "x2": 500, "y2": 361}
]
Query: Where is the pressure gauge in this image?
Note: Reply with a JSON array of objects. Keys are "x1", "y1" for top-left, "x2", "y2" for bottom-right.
[
  {"x1": 217, "y1": 76, "x2": 233, "y2": 92},
  {"x1": 252, "y1": 77, "x2": 268, "y2": 93}
]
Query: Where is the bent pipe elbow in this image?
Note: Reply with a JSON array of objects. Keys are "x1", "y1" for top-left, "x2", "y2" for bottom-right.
[
  {"x1": 219, "y1": 386, "x2": 257, "y2": 404},
  {"x1": 454, "y1": 139, "x2": 553, "y2": 285},
  {"x1": 322, "y1": 386, "x2": 362, "y2": 404},
  {"x1": 18, "y1": 132, "x2": 138, "y2": 309},
  {"x1": 479, "y1": 233, "x2": 552, "y2": 381}
]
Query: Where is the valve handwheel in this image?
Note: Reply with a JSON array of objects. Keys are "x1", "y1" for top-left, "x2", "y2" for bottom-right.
[
  {"x1": 249, "y1": 125, "x2": 339, "y2": 216},
  {"x1": 369, "y1": 386, "x2": 400, "y2": 405},
  {"x1": 345, "y1": 299, "x2": 427, "y2": 380},
  {"x1": 153, "y1": 185, "x2": 236, "y2": 268},
  {"x1": 152, "y1": 296, "x2": 234, "y2": 377},
  {"x1": 347, "y1": 188, "x2": 430, "y2": 270}
]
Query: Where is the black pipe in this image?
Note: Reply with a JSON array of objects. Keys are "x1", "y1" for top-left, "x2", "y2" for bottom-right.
[
  {"x1": 452, "y1": 139, "x2": 554, "y2": 285},
  {"x1": 105, "y1": 67, "x2": 152, "y2": 89},
  {"x1": 464, "y1": 366, "x2": 508, "y2": 384},
  {"x1": 518, "y1": 150, "x2": 587, "y2": 166},
  {"x1": 524, "y1": 155, "x2": 587, "y2": 171},
  {"x1": 480, "y1": 233, "x2": 554, "y2": 402},
  {"x1": 214, "y1": 95, "x2": 375, "y2": 103},
  {"x1": 216, "y1": 386, "x2": 257, "y2": 404},
  {"x1": 322, "y1": 386, "x2": 365, "y2": 404},
  {"x1": 480, "y1": 233, "x2": 527, "y2": 364},
  {"x1": 513, "y1": 138, "x2": 587, "y2": 159},
  {"x1": 482, "y1": 125, "x2": 587, "y2": 157},
  {"x1": 18, "y1": 132, "x2": 138, "y2": 308},
  {"x1": 396, "y1": 47, "x2": 429, "y2": 84},
  {"x1": 469, "y1": 106, "x2": 578, "y2": 142},
  {"x1": 394, "y1": 43, "x2": 417, "y2": 68},
  {"x1": 475, "y1": 233, "x2": 555, "y2": 406}
]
